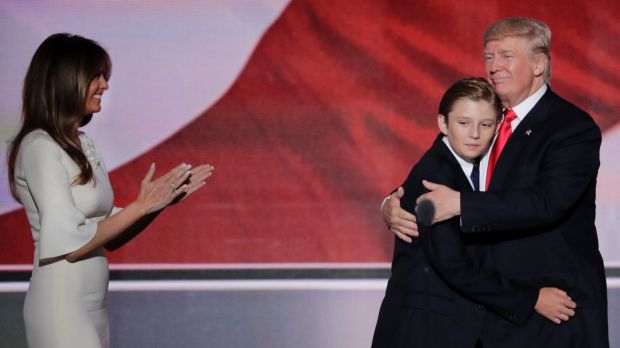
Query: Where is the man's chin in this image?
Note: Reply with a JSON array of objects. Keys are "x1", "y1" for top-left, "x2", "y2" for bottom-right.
[
  {"x1": 490, "y1": 80, "x2": 505, "y2": 88},
  {"x1": 493, "y1": 87, "x2": 512, "y2": 101}
]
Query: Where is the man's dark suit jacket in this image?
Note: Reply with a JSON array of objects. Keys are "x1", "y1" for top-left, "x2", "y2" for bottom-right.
[
  {"x1": 372, "y1": 135, "x2": 541, "y2": 348},
  {"x1": 461, "y1": 88, "x2": 609, "y2": 347}
]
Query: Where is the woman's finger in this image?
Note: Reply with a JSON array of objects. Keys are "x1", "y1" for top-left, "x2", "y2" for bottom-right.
[
  {"x1": 142, "y1": 163, "x2": 156, "y2": 184},
  {"x1": 159, "y1": 163, "x2": 190, "y2": 182},
  {"x1": 172, "y1": 184, "x2": 188, "y2": 197},
  {"x1": 191, "y1": 163, "x2": 213, "y2": 172},
  {"x1": 190, "y1": 164, "x2": 214, "y2": 177},
  {"x1": 171, "y1": 169, "x2": 192, "y2": 189},
  {"x1": 183, "y1": 181, "x2": 206, "y2": 198},
  {"x1": 189, "y1": 168, "x2": 214, "y2": 184}
]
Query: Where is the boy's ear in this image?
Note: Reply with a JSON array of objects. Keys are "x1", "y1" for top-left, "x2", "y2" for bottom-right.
[{"x1": 438, "y1": 114, "x2": 448, "y2": 135}]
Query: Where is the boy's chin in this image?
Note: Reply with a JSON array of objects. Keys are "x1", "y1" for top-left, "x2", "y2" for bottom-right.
[{"x1": 460, "y1": 151, "x2": 485, "y2": 161}]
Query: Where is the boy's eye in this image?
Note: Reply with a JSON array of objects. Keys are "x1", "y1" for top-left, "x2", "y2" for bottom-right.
[{"x1": 458, "y1": 121, "x2": 468, "y2": 126}]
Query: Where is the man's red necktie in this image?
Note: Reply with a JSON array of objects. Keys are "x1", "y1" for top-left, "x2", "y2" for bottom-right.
[{"x1": 486, "y1": 109, "x2": 518, "y2": 188}]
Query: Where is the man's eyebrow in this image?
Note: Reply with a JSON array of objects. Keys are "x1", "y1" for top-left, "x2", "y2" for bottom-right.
[{"x1": 483, "y1": 49, "x2": 514, "y2": 54}]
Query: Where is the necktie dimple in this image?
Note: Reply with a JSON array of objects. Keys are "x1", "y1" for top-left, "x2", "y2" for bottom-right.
[
  {"x1": 486, "y1": 109, "x2": 517, "y2": 188},
  {"x1": 470, "y1": 159, "x2": 480, "y2": 191}
]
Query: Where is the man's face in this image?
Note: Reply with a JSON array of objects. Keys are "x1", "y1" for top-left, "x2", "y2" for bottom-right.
[{"x1": 483, "y1": 36, "x2": 544, "y2": 107}]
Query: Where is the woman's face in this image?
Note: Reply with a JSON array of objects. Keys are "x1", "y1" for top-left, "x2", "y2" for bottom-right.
[
  {"x1": 84, "y1": 74, "x2": 108, "y2": 114},
  {"x1": 438, "y1": 98, "x2": 498, "y2": 161}
]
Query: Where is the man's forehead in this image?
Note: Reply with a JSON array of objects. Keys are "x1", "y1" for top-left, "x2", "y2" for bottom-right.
[{"x1": 483, "y1": 36, "x2": 527, "y2": 51}]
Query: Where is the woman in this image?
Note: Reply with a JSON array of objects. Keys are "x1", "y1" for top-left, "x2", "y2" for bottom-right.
[{"x1": 7, "y1": 33, "x2": 214, "y2": 348}]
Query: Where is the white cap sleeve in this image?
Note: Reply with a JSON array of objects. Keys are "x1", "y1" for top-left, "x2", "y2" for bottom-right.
[{"x1": 20, "y1": 136, "x2": 98, "y2": 259}]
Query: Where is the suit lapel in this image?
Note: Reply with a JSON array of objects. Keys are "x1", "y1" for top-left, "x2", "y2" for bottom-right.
[
  {"x1": 488, "y1": 88, "x2": 557, "y2": 190},
  {"x1": 434, "y1": 135, "x2": 475, "y2": 192}
]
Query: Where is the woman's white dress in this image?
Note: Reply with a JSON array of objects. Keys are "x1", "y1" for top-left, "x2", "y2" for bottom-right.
[{"x1": 15, "y1": 129, "x2": 115, "y2": 348}]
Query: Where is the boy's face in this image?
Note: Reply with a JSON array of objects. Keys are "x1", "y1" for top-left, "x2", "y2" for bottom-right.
[{"x1": 438, "y1": 98, "x2": 498, "y2": 161}]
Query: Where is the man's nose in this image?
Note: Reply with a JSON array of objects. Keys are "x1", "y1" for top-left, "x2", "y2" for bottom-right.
[{"x1": 489, "y1": 56, "x2": 504, "y2": 73}]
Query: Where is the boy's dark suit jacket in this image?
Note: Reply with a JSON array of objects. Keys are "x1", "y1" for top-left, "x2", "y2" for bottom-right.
[
  {"x1": 372, "y1": 135, "x2": 540, "y2": 348},
  {"x1": 461, "y1": 88, "x2": 609, "y2": 347}
]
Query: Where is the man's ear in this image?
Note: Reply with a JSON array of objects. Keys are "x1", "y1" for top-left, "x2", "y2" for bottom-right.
[
  {"x1": 532, "y1": 54, "x2": 547, "y2": 77},
  {"x1": 438, "y1": 114, "x2": 448, "y2": 135}
]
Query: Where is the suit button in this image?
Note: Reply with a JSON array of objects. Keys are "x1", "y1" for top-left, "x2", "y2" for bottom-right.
[
  {"x1": 423, "y1": 266, "x2": 430, "y2": 273},
  {"x1": 472, "y1": 226, "x2": 480, "y2": 232},
  {"x1": 477, "y1": 304, "x2": 484, "y2": 309}
]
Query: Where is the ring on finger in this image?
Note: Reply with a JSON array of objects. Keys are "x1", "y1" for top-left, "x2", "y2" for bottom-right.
[{"x1": 170, "y1": 184, "x2": 176, "y2": 193}]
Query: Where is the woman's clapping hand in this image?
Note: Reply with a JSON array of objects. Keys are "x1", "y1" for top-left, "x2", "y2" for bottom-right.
[{"x1": 136, "y1": 162, "x2": 214, "y2": 214}]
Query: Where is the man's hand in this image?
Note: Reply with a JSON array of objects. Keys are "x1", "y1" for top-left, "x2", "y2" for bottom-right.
[
  {"x1": 416, "y1": 180, "x2": 460, "y2": 224},
  {"x1": 535, "y1": 287, "x2": 577, "y2": 324},
  {"x1": 382, "y1": 187, "x2": 418, "y2": 243}
]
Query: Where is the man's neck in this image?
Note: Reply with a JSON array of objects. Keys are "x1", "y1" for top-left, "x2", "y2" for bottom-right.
[{"x1": 501, "y1": 80, "x2": 546, "y2": 108}]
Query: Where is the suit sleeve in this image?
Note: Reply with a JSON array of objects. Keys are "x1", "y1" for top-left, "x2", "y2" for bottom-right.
[
  {"x1": 20, "y1": 136, "x2": 98, "y2": 260},
  {"x1": 418, "y1": 211, "x2": 539, "y2": 325},
  {"x1": 461, "y1": 118, "x2": 600, "y2": 233},
  {"x1": 400, "y1": 162, "x2": 539, "y2": 325}
]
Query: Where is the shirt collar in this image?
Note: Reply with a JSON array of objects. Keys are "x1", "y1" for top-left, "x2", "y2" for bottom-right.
[
  {"x1": 511, "y1": 84, "x2": 547, "y2": 120},
  {"x1": 441, "y1": 136, "x2": 475, "y2": 175}
]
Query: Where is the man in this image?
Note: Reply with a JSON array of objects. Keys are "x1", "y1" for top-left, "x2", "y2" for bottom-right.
[
  {"x1": 383, "y1": 18, "x2": 608, "y2": 347},
  {"x1": 372, "y1": 78, "x2": 575, "y2": 348}
]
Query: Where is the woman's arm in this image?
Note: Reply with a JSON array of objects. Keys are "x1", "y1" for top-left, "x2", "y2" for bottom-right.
[
  {"x1": 65, "y1": 162, "x2": 194, "y2": 262},
  {"x1": 21, "y1": 131, "x2": 214, "y2": 263},
  {"x1": 104, "y1": 164, "x2": 214, "y2": 251}
]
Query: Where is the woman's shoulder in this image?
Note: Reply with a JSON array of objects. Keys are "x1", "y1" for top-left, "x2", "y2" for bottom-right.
[
  {"x1": 21, "y1": 129, "x2": 56, "y2": 146},
  {"x1": 19, "y1": 129, "x2": 64, "y2": 159}
]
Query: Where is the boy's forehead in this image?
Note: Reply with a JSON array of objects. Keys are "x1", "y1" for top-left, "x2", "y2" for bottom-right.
[{"x1": 448, "y1": 99, "x2": 500, "y2": 120}]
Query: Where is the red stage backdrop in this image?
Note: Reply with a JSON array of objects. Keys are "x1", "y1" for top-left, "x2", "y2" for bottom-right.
[{"x1": 1, "y1": 0, "x2": 619, "y2": 264}]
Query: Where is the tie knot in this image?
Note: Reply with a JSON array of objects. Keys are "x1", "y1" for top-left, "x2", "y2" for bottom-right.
[{"x1": 504, "y1": 109, "x2": 517, "y2": 123}]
